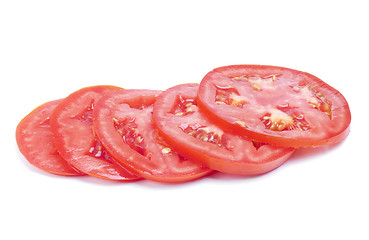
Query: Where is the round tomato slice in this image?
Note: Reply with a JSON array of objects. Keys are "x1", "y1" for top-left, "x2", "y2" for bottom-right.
[
  {"x1": 50, "y1": 86, "x2": 141, "y2": 181},
  {"x1": 153, "y1": 84, "x2": 295, "y2": 175},
  {"x1": 197, "y1": 65, "x2": 351, "y2": 148},
  {"x1": 93, "y1": 89, "x2": 212, "y2": 183},
  {"x1": 16, "y1": 99, "x2": 83, "y2": 176}
]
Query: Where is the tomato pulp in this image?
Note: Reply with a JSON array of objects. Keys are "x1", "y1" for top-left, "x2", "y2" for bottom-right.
[
  {"x1": 197, "y1": 65, "x2": 351, "y2": 148},
  {"x1": 153, "y1": 84, "x2": 295, "y2": 175},
  {"x1": 93, "y1": 89, "x2": 212, "y2": 183},
  {"x1": 16, "y1": 99, "x2": 83, "y2": 176},
  {"x1": 50, "y1": 86, "x2": 141, "y2": 181}
]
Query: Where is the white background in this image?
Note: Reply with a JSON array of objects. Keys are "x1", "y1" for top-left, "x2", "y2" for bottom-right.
[{"x1": 1, "y1": 1, "x2": 368, "y2": 239}]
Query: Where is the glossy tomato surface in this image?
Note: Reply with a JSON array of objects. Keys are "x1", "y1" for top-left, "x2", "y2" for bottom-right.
[
  {"x1": 93, "y1": 89, "x2": 212, "y2": 183},
  {"x1": 153, "y1": 84, "x2": 295, "y2": 175},
  {"x1": 16, "y1": 99, "x2": 83, "y2": 176},
  {"x1": 198, "y1": 65, "x2": 351, "y2": 148},
  {"x1": 49, "y1": 86, "x2": 140, "y2": 181}
]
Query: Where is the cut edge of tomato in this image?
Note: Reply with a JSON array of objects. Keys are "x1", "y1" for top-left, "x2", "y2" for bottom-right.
[
  {"x1": 92, "y1": 89, "x2": 213, "y2": 184},
  {"x1": 139, "y1": 167, "x2": 213, "y2": 183},
  {"x1": 198, "y1": 65, "x2": 351, "y2": 148},
  {"x1": 49, "y1": 85, "x2": 142, "y2": 182},
  {"x1": 153, "y1": 115, "x2": 295, "y2": 175},
  {"x1": 16, "y1": 99, "x2": 85, "y2": 176},
  {"x1": 94, "y1": 115, "x2": 212, "y2": 183},
  {"x1": 197, "y1": 95, "x2": 350, "y2": 148},
  {"x1": 153, "y1": 83, "x2": 296, "y2": 175}
]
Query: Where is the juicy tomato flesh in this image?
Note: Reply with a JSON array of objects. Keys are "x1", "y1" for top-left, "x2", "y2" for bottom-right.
[
  {"x1": 49, "y1": 86, "x2": 141, "y2": 181},
  {"x1": 93, "y1": 89, "x2": 212, "y2": 183},
  {"x1": 16, "y1": 99, "x2": 83, "y2": 176},
  {"x1": 197, "y1": 65, "x2": 351, "y2": 148},
  {"x1": 153, "y1": 83, "x2": 295, "y2": 175}
]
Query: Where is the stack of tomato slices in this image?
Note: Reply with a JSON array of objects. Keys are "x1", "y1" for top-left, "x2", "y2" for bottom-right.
[{"x1": 16, "y1": 65, "x2": 351, "y2": 183}]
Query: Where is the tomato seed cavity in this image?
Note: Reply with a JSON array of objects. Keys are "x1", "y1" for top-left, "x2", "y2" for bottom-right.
[
  {"x1": 178, "y1": 123, "x2": 232, "y2": 150},
  {"x1": 172, "y1": 94, "x2": 198, "y2": 116},
  {"x1": 261, "y1": 104, "x2": 310, "y2": 131},
  {"x1": 214, "y1": 85, "x2": 247, "y2": 108},
  {"x1": 88, "y1": 139, "x2": 113, "y2": 162},
  {"x1": 232, "y1": 74, "x2": 279, "y2": 91},
  {"x1": 291, "y1": 84, "x2": 332, "y2": 118},
  {"x1": 113, "y1": 117, "x2": 147, "y2": 157}
]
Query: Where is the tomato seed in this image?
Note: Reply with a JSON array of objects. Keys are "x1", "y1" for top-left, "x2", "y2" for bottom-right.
[
  {"x1": 235, "y1": 121, "x2": 247, "y2": 128},
  {"x1": 161, "y1": 147, "x2": 172, "y2": 154}
]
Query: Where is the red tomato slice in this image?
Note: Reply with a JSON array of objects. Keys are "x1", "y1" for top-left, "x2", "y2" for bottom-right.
[
  {"x1": 197, "y1": 65, "x2": 351, "y2": 148},
  {"x1": 16, "y1": 99, "x2": 83, "y2": 176},
  {"x1": 153, "y1": 84, "x2": 295, "y2": 175},
  {"x1": 50, "y1": 86, "x2": 141, "y2": 181},
  {"x1": 93, "y1": 89, "x2": 212, "y2": 183}
]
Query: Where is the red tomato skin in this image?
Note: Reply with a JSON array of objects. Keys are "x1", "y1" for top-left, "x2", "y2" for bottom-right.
[
  {"x1": 16, "y1": 99, "x2": 83, "y2": 176},
  {"x1": 50, "y1": 85, "x2": 141, "y2": 181},
  {"x1": 153, "y1": 83, "x2": 295, "y2": 175},
  {"x1": 197, "y1": 65, "x2": 351, "y2": 148},
  {"x1": 93, "y1": 89, "x2": 212, "y2": 183}
]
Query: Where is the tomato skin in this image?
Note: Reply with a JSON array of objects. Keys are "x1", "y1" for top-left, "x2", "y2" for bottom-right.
[
  {"x1": 50, "y1": 85, "x2": 141, "y2": 181},
  {"x1": 16, "y1": 99, "x2": 83, "y2": 176},
  {"x1": 153, "y1": 83, "x2": 295, "y2": 175},
  {"x1": 93, "y1": 89, "x2": 212, "y2": 183},
  {"x1": 197, "y1": 65, "x2": 351, "y2": 148}
]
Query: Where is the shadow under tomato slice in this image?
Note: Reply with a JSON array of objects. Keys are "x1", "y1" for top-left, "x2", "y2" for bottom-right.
[
  {"x1": 153, "y1": 83, "x2": 295, "y2": 175},
  {"x1": 49, "y1": 86, "x2": 141, "y2": 181},
  {"x1": 197, "y1": 65, "x2": 351, "y2": 148},
  {"x1": 16, "y1": 99, "x2": 83, "y2": 176},
  {"x1": 92, "y1": 89, "x2": 212, "y2": 183}
]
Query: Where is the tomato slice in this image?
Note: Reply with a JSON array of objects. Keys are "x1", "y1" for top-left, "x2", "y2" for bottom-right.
[
  {"x1": 49, "y1": 86, "x2": 141, "y2": 181},
  {"x1": 153, "y1": 83, "x2": 295, "y2": 175},
  {"x1": 16, "y1": 99, "x2": 83, "y2": 176},
  {"x1": 93, "y1": 89, "x2": 212, "y2": 183},
  {"x1": 197, "y1": 65, "x2": 351, "y2": 148}
]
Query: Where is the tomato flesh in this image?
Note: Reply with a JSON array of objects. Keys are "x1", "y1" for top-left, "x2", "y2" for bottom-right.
[
  {"x1": 153, "y1": 84, "x2": 295, "y2": 175},
  {"x1": 50, "y1": 86, "x2": 141, "y2": 181},
  {"x1": 197, "y1": 65, "x2": 351, "y2": 148},
  {"x1": 93, "y1": 89, "x2": 212, "y2": 183},
  {"x1": 16, "y1": 100, "x2": 83, "y2": 176}
]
